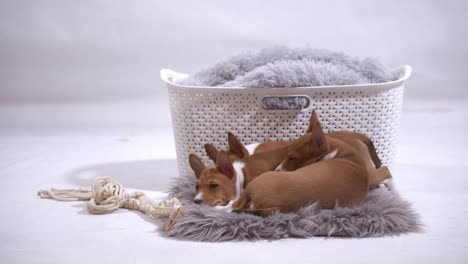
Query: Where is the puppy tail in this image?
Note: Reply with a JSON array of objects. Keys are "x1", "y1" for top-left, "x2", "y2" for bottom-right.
[
  {"x1": 356, "y1": 134, "x2": 382, "y2": 168},
  {"x1": 366, "y1": 139, "x2": 382, "y2": 168}
]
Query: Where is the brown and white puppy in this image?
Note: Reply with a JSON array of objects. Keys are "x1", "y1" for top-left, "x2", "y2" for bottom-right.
[
  {"x1": 231, "y1": 114, "x2": 373, "y2": 216},
  {"x1": 189, "y1": 151, "x2": 239, "y2": 206},
  {"x1": 188, "y1": 133, "x2": 293, "y2": 206},
  {"x1": 277, "y1": 111, "x2": 391, "y2": 189},
  {"x1": 189, "y1": 143, "x2": 293, "y2": 206}
]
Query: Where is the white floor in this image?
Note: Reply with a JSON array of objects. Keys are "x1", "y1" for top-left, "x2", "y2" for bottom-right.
[{"x1": 1, "y1": 99, "x2": 467, "y2": 264}]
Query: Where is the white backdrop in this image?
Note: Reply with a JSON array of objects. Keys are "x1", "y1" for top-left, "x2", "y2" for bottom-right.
[
  {"x1": 1, "y1": 0, "x2": 467, "y2": 105},
  {"x1": 1, "y1": 2, "x2": 468, "y2": 262}
]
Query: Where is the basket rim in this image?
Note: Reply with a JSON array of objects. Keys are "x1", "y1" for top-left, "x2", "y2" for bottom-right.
[{"x1": 160, "y1": 65, "x2": 412, "y2": 91}]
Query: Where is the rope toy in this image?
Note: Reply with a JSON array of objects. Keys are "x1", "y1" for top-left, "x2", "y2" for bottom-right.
[{"x1": 38, "y1": 176, "x2": 184, "y2": 230}]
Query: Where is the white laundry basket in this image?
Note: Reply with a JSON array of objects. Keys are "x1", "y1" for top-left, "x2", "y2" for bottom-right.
[{"x1": 161, "y1": 66, "x2": 412, "y2": 177}]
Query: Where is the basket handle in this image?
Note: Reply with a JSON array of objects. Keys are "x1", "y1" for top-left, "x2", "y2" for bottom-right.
[{"x1": 260, "y1": 95, "x2": 311, "y2": 110}]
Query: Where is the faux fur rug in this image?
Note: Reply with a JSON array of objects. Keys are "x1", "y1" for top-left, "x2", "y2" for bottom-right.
[
  {"x1": 176, "y1": 47, "x2": 398, "y2": 88},
  {"x1": 166, "y1": 176, "x2": 422, "y2": 241}
]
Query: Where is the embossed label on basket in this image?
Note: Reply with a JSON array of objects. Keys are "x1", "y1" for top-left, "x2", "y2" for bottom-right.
[{"x1": 260, "y1": 96, "x2": 310, "y2": 110}]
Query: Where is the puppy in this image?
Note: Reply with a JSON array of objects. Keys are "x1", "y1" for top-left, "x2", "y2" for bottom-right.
[
  {"x1": 189, "y1": 143, "x2": 291, "y2": 206},
  {"x1": 189, "y1": 151, "x2": 239, "y2": 206},
  {"x1": 277, "y1": 111, "x2": 391, "y2": 188}
]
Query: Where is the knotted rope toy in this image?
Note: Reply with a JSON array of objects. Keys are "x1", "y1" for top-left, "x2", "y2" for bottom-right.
[{"x1": 37, "y1": 176, "x2": 184, "y2": 231}]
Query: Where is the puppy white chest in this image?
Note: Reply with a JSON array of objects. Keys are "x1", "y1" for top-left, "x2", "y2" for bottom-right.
[{"x1": 232, "y1": 161, "x2": 246, "y2": 199}]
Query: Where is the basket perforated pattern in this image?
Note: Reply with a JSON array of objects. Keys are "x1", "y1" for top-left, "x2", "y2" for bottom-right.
[{"x1": 168, "y1": 86, "x2": 404, "y2": 177}]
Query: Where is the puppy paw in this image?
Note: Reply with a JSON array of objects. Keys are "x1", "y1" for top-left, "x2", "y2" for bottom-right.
[{"x1": 379, "y1": 178, "x2": 394, "y2": 192}]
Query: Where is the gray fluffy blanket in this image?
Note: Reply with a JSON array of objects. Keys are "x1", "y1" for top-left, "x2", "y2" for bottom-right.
[
  {"x1": 177, "y1": 47, "x2": 398, "y2": 87},
  {"x1": 166, "y1": 175, "x2": 422, "y2": 241}
]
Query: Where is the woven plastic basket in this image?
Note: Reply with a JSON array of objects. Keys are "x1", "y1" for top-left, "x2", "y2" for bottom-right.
[{"x1": 161, "y1": 66, "x2": 412, "y2": 177}]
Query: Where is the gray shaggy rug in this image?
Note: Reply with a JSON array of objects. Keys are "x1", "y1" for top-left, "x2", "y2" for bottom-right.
[
  {"x1": 176, "y1": 46, "x2": 398, "y2": 88},
  {"x1": 165, "y1": 176, "x2": 422, "y2": 241}
]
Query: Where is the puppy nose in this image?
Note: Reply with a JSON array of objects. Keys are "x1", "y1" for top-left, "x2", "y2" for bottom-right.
[{"x1": 193, "y1": 199, "x2": 203, "y2": 204}]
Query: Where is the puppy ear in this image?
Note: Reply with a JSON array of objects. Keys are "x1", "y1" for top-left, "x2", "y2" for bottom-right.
[
  {"x1": 204, "y1": 144, "x2": 219, "y2": 162},
  {"x1": 306, "y1": 110, "x2": 322, "y2": 134},
  {"x1": 227, "y1": 132, "x2": 249, "y2": 158},
  {"x1": 189, "y1": 154, "x2": 206, "y2": 179},
  {"x1": 216, "y1": 151, "x2": 235, "y2": 179},
  {"x1": 308, "y1": 112, "x2": 327, "y2": 148}
]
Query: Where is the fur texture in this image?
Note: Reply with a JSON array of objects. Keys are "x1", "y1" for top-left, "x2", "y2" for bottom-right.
[
  {"x1": 166, "y1": 176, "x2": 422, "y2": 241},
  {"x1": 177, "y1": 47, "x2": 398, "y2": 88}
]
